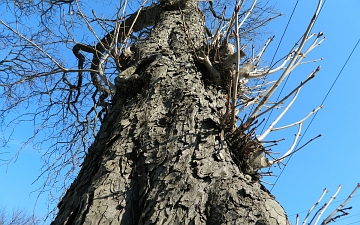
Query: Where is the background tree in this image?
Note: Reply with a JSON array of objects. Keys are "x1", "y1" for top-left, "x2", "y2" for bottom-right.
[
  {"x1": 1, "y1": 0, "x2": 358, "y2": 224},
  {"x1": 0, "y1": 207, "x2": 39, "y2": 225}
]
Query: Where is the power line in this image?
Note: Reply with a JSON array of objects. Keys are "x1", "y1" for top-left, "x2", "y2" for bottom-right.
[
  {"x1": 344, "y1": 221, "x2": 360, "y2": 225},
  {"x1": 269, "y1": 0, "x2": 300, "y2": 67},
  {"x1": 268, "y1": 0, "x2": 327, "y2": 191},
  {"x1": 262, "y1": 0, "x2": 327, "y2": 134},
  {"x1": 259, "y1": 0, "x2": 300, "y2": 134},
  {"x1": 270, "y1": 37, "x2": 360, "y2": 191},
  {"x1": 318, "y1": 38, "x2": 360, "y2": 105},
  {"x1": 288, "y1": 194, "x2": 360, "y2": 217},
  {"x1": 336, "y1": 212, "x2": 360, "y2": 223}
]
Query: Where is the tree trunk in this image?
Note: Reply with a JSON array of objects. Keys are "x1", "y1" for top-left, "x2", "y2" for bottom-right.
[{"x1": 52, "y1": 3, "x2": 290, "y2": 225}]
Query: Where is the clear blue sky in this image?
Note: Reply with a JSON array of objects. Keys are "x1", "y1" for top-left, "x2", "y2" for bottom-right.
[
  {"x1": 0, "y1": 1, "x2": 359, "y2": 224},
  {"x1": 263, "y1": 1, "x2": 360, "y2": 224}
]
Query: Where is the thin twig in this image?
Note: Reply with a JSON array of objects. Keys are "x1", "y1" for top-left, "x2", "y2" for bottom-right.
[
  {"x1": 322, "y1": 183, "x2": 360, "y2": 224},
  {"x1": 302, "y1": 188, "x2": 328, "y2": 225},
  {"x1": 246, "y1": 0, "x2": 323, "y2": 124},
  {"x1": 314, "y1": 185, "x2": 342, "y2": 225},
  {"x1": 0, "y1": 19, "x2": 65, "y2": 70},
  {"x1": 230, "y1": 4, "x2": 241, "y2": 130}
]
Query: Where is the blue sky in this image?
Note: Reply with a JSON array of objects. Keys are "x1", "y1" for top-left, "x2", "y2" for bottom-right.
[
  {"x1": 262, "y1": 1, "x2": 360, "y2": 224},
  {"x1": 1, "y1": 0, "x2": 359, "y2": 224}
]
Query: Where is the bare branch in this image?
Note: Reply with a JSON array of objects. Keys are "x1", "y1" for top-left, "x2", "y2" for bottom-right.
[
  {"x1": 272, "y1": 105, "x2": 322, "y2": 131},
  {"x1": 0, "y1": 19, "x2": 65, "y2": 70},
  {"x1": 246, "y1": 0, "x2": 323, "y2": 123},
  {"x1": 257, "y1": 86, "x2": 300, "y2": 142},
  {"x1": 322, "y1": 183, "x2": 360, "y2": 224},
  {"x1": 256, "y1": 67, "x2": 319, "y2": 120},
  {"x1": 302, "y1": 188, "x2": 329, "y2": 225},
  {"x1": 314, "y1": 185, "x2": 342, "y2": 225},
  {"x1": 230, "y1": 4, "x2": 241, "y2": 130}
]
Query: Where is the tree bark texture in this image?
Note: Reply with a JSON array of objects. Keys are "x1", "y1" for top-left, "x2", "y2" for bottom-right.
[{"x1": 52, "y1": 3, "x2": 290, "y2": 225}]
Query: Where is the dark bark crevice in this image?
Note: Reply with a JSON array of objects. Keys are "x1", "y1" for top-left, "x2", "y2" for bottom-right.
[{"x1": 52, "y1": 3, "x2": 290, "y2": 225}]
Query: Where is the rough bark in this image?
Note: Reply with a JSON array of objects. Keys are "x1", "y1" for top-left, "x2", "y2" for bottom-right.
[{"x1": 52, "y1": 3, "x2": 290, "y2": 225}]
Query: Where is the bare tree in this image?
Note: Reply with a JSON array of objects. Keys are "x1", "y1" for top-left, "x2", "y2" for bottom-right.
[
  {"x1": 1, "y1": 0, "x2": 358, "y2": 224},
  {"x1": 0, "y1": 207, "x2": 39, "y2": 225}
]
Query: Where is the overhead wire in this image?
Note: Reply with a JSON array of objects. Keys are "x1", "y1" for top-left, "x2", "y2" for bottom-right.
[
  {"x1": 270, "y1": 36, "x2": 360, "y2": 191},
  {"x1": 269, "y1": 0, "x2": 329, "y2": 191},
  {"x1": 344, "y1": 221, "x2": 360, "y2": 225},
  {"x1": 256, "y1": 0, "x2": 360, "y2": 223},
  {"x1": 288, "y1": 194, "x2": 360, "y2": 217},
  {"x1": 259, "y1": 0, "x2": 300, "y2": 134},
  {"x1": 262, "y1": 0, "x2": 326, "y2": 135}
]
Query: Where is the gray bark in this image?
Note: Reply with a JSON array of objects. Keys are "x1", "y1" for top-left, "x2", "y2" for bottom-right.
[{"x1": 52, "y1": 3, "x2": 290, "y2": 225}]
